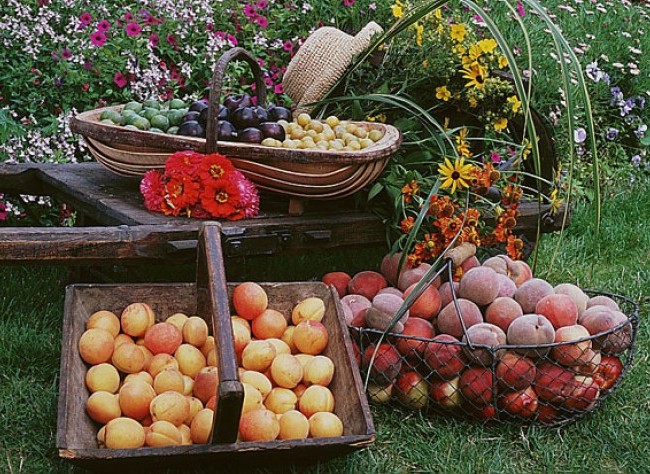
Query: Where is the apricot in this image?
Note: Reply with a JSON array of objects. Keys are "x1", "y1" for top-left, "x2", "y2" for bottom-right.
[
  {"x1": 231, "y1": 317, "x2": 252, "y2": 353},
  {"x1": 295, "y1": 353, "x2": 315, "y2": 370},
  {"x1": 153, "y1": 368, "x2": 185, "y2": 394},
  {"x1": 484, "y1": 297, "x2": 523, "y2": 333},
  {"x1": 87, "y1": 310, "x2": 121, "y2": 338},
  {"x1": 190, "y1": 408, "x2": 214, "y2": 444},
  {"x1": 86, "y1": 391, "x2": 121, "y2": 424},
  {"x1": 79, "y1": 328, "x2": 114, "y2": 365},
  {"x1": 178, "y1": 423, "x2": 192, "y2": 445},
  {"x1": 121, "y1": 302, "x2": 155, "y2": 338},
  {"x1": 514, "y1": 278, "x2": 554, "y2": 314},
  {"x1": 293, "y1": 321, "x2": 329, "y2": 355},
  {"x1": 462, "y1": 323, "x2": 506, "y2": 366},
  {"x1": 363, "y1": 343, "x2": 402, "y2": 384},
  {"x1": 239, "y1": 408, "x2": 280, "y2": 442},
  {"x1": 496, "y1": 351, "x2": 536, "y2": 391},
  {"x1": 113, "y1": 333, "x2": 134, "y2": 348},
  {"x1": 554, "y1": 283, "x2": 589, "y2": 316},
  {"x1": 240, "y1": 382, "x2": 264, "y2": 414},
  {"x1": 278, "y1": 409, "x2": 310, "y2": 440},
  {"x1": 280, "y1": 326, "x2": 298, "y2": 354},
  {"x1": 112, "y1": 341, "x2": 145, "y2": 374},
  {"x1": 309, "y1": 412, "x2": 344, "y2": 438},
  {"x1": 150, "y1": 391, "x2": 190, "y2": 426},
  {"x1": 165, "y1": 312, "x2": 189, "y2": 332},
  {"x1": 348, "y1": 270, "x2": 388, "y2": 300},
  {"x1": 103, "y1": 417, "x2": 146, "y2": 449},
  {"x1": 193, "y1": 366, "x2": 219, "y2": 404},
  {"x1": 119, "y1": 380, "x2": 156, "y2": 420},
  {"x1": 175, "y1": 344, "x2": 207, "y2": 378},
  {"x1": 340, "y1": 294, "x2": 371, "y2": 327},
  {"x1": 292, "y1": 297, "x2": 326, "y2": 325},
  {"x1": 423, "y1": 334, "x2": 466, "y2": 380},
  {"x1": 232, "y1": 282, "x2": 268, "y2": 320},
  {"x1": 506, "y1": 314, "x2": 555, "y2": 357},
  {"x1": 199, "y1": 336, "x2": 216, "y2": 358},
  {"x1": 303, "y1": 355, "x2": 335, "y2": 386},
  {"x1": 264, "y1": 387, "x2": 298, "y2": 414},
  {"x1": 298, "y1": 385, "x2": 335, "y2": 418},
  {"x1": 148, "y1": 353, "x2": 179, "y2": 379},
  {"x1": 242, "y1": 340, "x2": 277, "y2": 372},
  {"x1": 436, "y1": 298, "x2": 483, "y2": 339},
  {"x1": 181, "y1": 316, "x2": 209, "y2": 348},
  {"x1": 459, "y1": 367, "x2": 494, "y2": 406},
  {"x1": 535, "y1": 293, "x2": 578, "y2": 329},
  {"x1": 185, "y1": 396, "x2": 204, "y2": 425},
  {"x1": 240, "y1": 370, "x2": 273, "y2": 399},
  {"x1": 124, "y1": 371, "x2": 153, "y2": 386},
  {"x1": 144, "y1": 322, "x2": 182, "y2": 355},
  {"x1": 403, "y1": 283, "x2": 442, "y2": 320},
  {"x1": 253, "y1": 309, "x2": 288, "y2": 339},
  {"x1": 270, "y1": 353, "x2": 304, "y2": 389},
  {"x1": 85, "y1": 363, "x2": 120, "y2": 394},
  {"x1": 459, "y1": 266, "x2": 500, "y2": 306},
  {"x1": 206, "y1": 348, "x2": 218, "y2": 367},
  {"x1": 551, "y1": 325, "x2": 593, "y2": 366},
  {"x1": 322, "y1": 271, "x2": 351, "y2": 298},
  {"x1": 145, "y1": 420, "x2": 183, "y2": 447}
]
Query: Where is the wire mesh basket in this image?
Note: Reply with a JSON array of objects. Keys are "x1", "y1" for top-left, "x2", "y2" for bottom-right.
[{"x1": 348, "y1": 257, "x2": 639, "y2": 427}]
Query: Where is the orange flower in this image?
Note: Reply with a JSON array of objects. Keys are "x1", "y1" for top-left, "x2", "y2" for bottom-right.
[
  {"x1": 401, "y1": 180, "x2": 420, "y2": 203},
  {"x1": 428, "y1": 195, "x2": 457, "y2": 218},
  {"x1": 400, "y1": 216, "x2": 415, "y2": 233},
  {"x1": 502, "y1": 184, "x2": 523, "y2": 206},
  {"x1": 506, "y1": 235, "x2": 524, "y2": 260},
  {"x1": 435, "y1": 216, "x2": 464, "y2": 242},
  {"x1": 462, "y1": 208, "x2": 481, "y2": 228},
  {"x1": 471, "y1": 162, "x2": 500, "y2": 191},
  {"x1": 460, "y1": 225, "x2": 481, "y2": 246}
]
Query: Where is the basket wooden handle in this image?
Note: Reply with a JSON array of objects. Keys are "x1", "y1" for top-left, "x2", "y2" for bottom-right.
[{"x1": 206, "y1": 47, "x2": 268, "y2": 154}]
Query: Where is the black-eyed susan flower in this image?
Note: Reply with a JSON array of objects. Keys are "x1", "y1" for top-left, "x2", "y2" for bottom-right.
[
  {"x1": 438, "y1": 157, "x2": 474, "y2": 194},
  {"x1": 462, "y1": 62, "x2": 487, "y2": 89}
]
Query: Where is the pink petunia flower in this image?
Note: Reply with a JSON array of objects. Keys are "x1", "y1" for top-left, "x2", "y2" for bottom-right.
[
  {"x1": 113, "y1": 71, "x2": 127, "y2": 88},
  {"x1": 166, "y1": 33, "x2": 177, "y2": 46},
  {"x1": 61, "y1": 48, "x2": 72, "y2": 60},
  {"x1": 256, "y1": 0, "x2": 268, "y2": 8},
  {"x1": 0, "y1": 201, "x2": 7, "y2": 221},
  {"x1": 124, "y1": 12, "x2": 134, "y2": 22},
  {"x1": 243, "y1": 4, "x2": 256, "y2": 19},
  {"x1": 226, "y1": 34, "x2": 237, "y2": 46},
  {"x1": 256, "y1": 15, "x2": 268, "y2": 28},
  {"x1": 343, "y1": 0, "x2": 355, "y2": 6},
  {"x1": 90, "y1": 31, "x2": 107, "y2": 47},
  {"x1": 125, "y1": 22, "x2": 142, "y2": 37},
  {"x1": 79, "y1": 12, "x2": 92, "y2": 27},
  {"x1": 516, "y1": 1, "x2": 526, "y2": 17},
  {"x1": 273, "y1": 83, "x2": 283, "y2": 94},
  {"x1": 282, "y1": 40, "x2": 293, "y2": 52},
  {"x1": 97, "y1": 20, "x2": 111, "y2": 32},
  {"x1": 149, "y1": 34, "x2": 159, "y2": 47}
]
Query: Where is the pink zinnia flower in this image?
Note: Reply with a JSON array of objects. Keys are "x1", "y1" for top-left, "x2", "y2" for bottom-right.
[
  {"x1": 149, "y1": 34, "x2": 159, "y2": 47},
  {"x1": 282, "y1": 40, "x2": 293, "y2": 52},
  {"x1": 97, "y1": 20, "x2": 111, "y2": 32},
  {"x1": 256, "y1": 15, "x2": 268, "y2": 28},
  {"x1": 140, "y1": 170, "x2": 165, "y2": 212},
  {"x1": 230, "y1": 171, "x2": 260, "y2": 218},
  {"x1": 90, "y1": 31, "x2": 107, "y2": 47},
  {"x1": 126, "y1": 22, "x2": 142, "y2": 37},
  {"x1": 79, "y1": 12, "x2": 92, "y2": 27},
  {"x1": 113, "y1": 71, "x2": 127, "y2": 88}
]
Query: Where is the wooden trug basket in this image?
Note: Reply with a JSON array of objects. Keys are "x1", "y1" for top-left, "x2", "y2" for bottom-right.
[
  {"x1": 57, "y1": 223, "x2": 374, "y2": 471},
  {"x1": 70, "y1": 47, "x2": 402, "y2": 201}
]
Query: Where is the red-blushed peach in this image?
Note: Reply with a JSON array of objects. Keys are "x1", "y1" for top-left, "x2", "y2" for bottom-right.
[
  {"x1": 367, "y1": 382, "x2": 393, "y2": 404},
  {"x1": 147, "y1": 353, "x2": 179, "y2": 379},
  {"x1": 579, "y1": 305, "x2": 613, "y2": 323},
  {"x1": 144, "y1": 322, "x2": 182, "y2": 355},
  {"x1": 571, "y1": 349, "x2": 601, "y2": 376},
  {"x1": 308, "y1": 412, "x2": 344, "y2": 438},
  {"x1": 594, "y1": 356, "x2": 623, "y2": 390},
  {"x1": 252, "y1": 309, "x2": 288, "y2": 340},
  {"x1": 459, "y1": 367, "x2": 494, "y2": 406},
  {"x1": 436, "y1": 299, "x2": 483, "y2": 338},
  {"x1": 497, "y1": 386, "x2": 538, "y2": 418},
  {"x1": 394, "y1": 371, "x2": 429, "y2": 410},
  {"x1": 119, "y1": 379, "x2": 156, "y2": 421},
  {"x1": 533, "y1": 363, "x2": 577, "y2": 403},
  {"x1": 551, "y1": 325, "x2": 592, "y2": 366},
  {"x1": 429, "y1": 377, "x2": 463, "y2": 409},
  {"x1": 341, "y1": 294, "x2": 372, "y2": 328},
  {"x1": 580, "y1": 310, "x2": 632, "y2": 355},
  {"x1": 298, "y1": 385, "x2": 335, "y2": 418},
  {"x1": 380, "y1": 251, "x2": 403, "y2": 286},
  {"x1": 462, "y1": 323, "x2": 507, "y2": 366},
  {"x1": 232, "y1": 282, "x2": 268, "y2": 320},
  {"x1": 506, "y1": 314, "x2": 555, "y2": 358},
  {"x1": 85, "y1": 363, "x2": 120, "y2": 394},
  {"x1": 485, "y1": 297, "x2": 523, "y2": 333},
  {"x1": 303, "y1": 355, "x2": 335, "y2": 387},
  {"x1": 481, "y1": 255, "x2": 514, "y2": 276},
  {"x1": 438, "y1": 281, "x2": 460, "y2": 308},
  {"x1": 291, "y1": 297, "x2": 325, "y2": 325},
  {"x1": 514, "y1": 278, "x2": 554, "y2": 314},
  {"x1": 321, "y1": 271, "x2": 351, "y2": 298},
  {"x1": 365, "y1": 293, "x2": 408, "y2": 333},
  {"x1": 403, "y1": 283, "x2": 442, "y2": 320},
  {"x1": 535, "y1": 293, "x2": 578, "y2": 329},
  {"x1": 423, "y1": 334, "x2": 466, "y2": 379},
  {"x1": 496, "y1": 352, "x2": 536, "y2": 391},
  {"x1": 190, "y1": 408, "x2": 214, "y2": 444},
  {"x1": 460, "y1": 256, "x2": 481, "y2": 274},
  {"x1": 347, "y1": 271, "x2": 388, "y2": 300},
  {"x1": 87, "y1": 310, "x2": 121, "y2": 338},
  {"x1": 363, "y1": 343, "x2": 403, "y2": 384},
  {"x1": 554, "y1": 283, "x2": 589, "y2": 317},
  {"x1": 565, "y1": 375, "x2": 600, "y2": 411},
  {"x1": 395, "y1": 317, "x2": 435, "y2": 359},
  {"x1": 121, "y1": 302, "x2": 155, "y2": 338},
  {"x1": 79, "y1": 328, "x2": 114, "y2": 365},
  {"x1": 241, "y1": 340, "x2": 277, "y2": 372},
  {"x1": 193, "y1": 366, "x2": 219, "y2": 404},
  {"x1": 102, "y1": 417, "x2": 146, "y2": 449},
  {"x1": 293, "y1": 321, "x2": 329, "y2": 355},
  {"x1": 144, "y1": 420, "x2": 182, "y2": 447},
  {"x1": 397, "y1": 263, "x2": 439, "y2": 292},
  {"x1": 278, "y1": 409, "x2": 310, "y2": 440},
  {"x1": 86, "y1": 391, "x2": 121, "y2": 424},
  {"x1": 458, "y1": 266, "x2": 501, "y2": 306},
  {"x1": 586, "y1": 295, "x2": 620, "y2": 312},
  {"x1": 112, "y1": 340, "x2": 145, "y2": 374},
  {"x1": 496, "y1": 274, "x2": 517, "y2": 298},
  {"x1": 270, "y1": 353, "x2": 304, "y2": 389}
]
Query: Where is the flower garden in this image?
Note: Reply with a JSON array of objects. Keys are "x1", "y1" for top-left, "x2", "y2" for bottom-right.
[{"x1": 1, "y1": 0, "x2": 649, "y2": 472}]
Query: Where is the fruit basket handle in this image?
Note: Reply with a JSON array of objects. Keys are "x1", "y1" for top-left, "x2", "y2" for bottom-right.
[{"x1": 206, "y1": 47, "x2": 267, "y2": 154}]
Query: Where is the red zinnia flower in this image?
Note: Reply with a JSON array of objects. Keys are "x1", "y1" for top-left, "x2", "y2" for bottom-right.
[
  {"x1": 126, "y1": 22, "x2": 142, "y2": 37},
  {"x1": 198, "y1": 153, "x2": 235, "y2": 185},
  {"x1": 201, "y1": 178, "x2": 241, "y2": 218},
  {"x1": 166, "y1": 150, "x2": 203, "y2": 178},
  {"x1": 164, "y1": 174, "x2": 201, "y2": 215},
  {"x1": 140, "y1": 170, "x2": 165, "y2": 212},
  {"x1": 90, "y1": 31, "x2": 107, "y2": 47}
]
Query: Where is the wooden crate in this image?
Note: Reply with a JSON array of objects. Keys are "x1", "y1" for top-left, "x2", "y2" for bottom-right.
[{"x1": 56, "y1": 223, "x2": 374, "y2": 471}]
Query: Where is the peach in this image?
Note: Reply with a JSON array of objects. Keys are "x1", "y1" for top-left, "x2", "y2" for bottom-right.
[
  {"x1": 459, "y1": 266, "x2": 500, "y2": 306},
  {"x1": 484, "y1": 297, "x2": 523, "y2": 333},
  {"x1": 79, "y1": 328, "x2": 114, "y2": 365},
  {"x1": 322, "y1": 271, "x2": 351, "y2": 298},
  {"x1": 496, "y1": 352, "x2": 536, "y2": 391},
  {"x1": 514, "y1": 278, "x2": 554, "y2": 314},
  {"x1": 438, "y1": 281, "x2": 460, "y2": 308},
  {"x1": 145, "y1": 420, "x2": 182, "y2": 447},
  {"x1": 367, "y1": 382, "x2": 393, "y2": 404},
  {"x1": 579, "y1": 305, "x2": 613, "y2": 322},
  {"x1": 380, "y1": 251, "x2": 403, "y2": 286},
  {"x1": 460, "y1": 255, "x2": 481, "y2": 274},
  {"x1": 252, "y1": 309, "x2": 288, "y2": 340},
  {"x1": 239, "y1": 408, "x2": 279, "y2": 442},
  {"x1": 348, "y1": 270, "x2": 388, "y2": 300},
  {"x1": 536, "y1": 404, "x2": 559, "y2": 424},
  {"x1": 182, "y1": 316, "x2": 209, "y2": 347},
  {"x1": 429, "y1": 377, "x2": 463, "y2": 409},
  {"x1": 341, "y1": 294, "x2": 371, "y2": 327},
  {"x1": 144, "y1": 322, "x2": 182, "y2": 355},
  {"x1": 119, "y1": 380, "x2": 156, "y2": 420},
  {"x1": 165, "y1": 312, "x2": 189, "y2": 332},
  {"x1": 124, "y1": 371, "x2": 153, "y2": 386},
  {"x1": 298, "y1": 385, "x2": 335, "y2": 418},
  {"x1": 241, "y1": 382, "x2": 264, "y2": 414},
  {"x1": 121, "y1": 302, "x2": 155, "y2": 338},
  {"x1": 193, "y1": 366, "x2": 220, "y2": 404},
  {"x1": 185, "y1": 396, "x2": 203, "y2": 425},
  {"x1": 199, "y1": 336, "x2": 216, "y2": 358},
  {"x1": 175, "y1": 344, "x2": 207, "y2": 378},
  {"x1": 242, "y1": 340, "x2": 277, "y2": 372},
  {"x1": 551, "y1": 325, "x2": 592, "y2": 366},
  {"x1": 378, "y1": 287, "x2": 404, "y2": 298},
  {"x1": 231, "y1": 317, "x2": 252, "y2": 353},
  {"x1": 533, "y1": 363, "x2": 577, "y2": 403},
  {"x1": 436, "y1": 298, "x2": 483, "y2": 338},
  {"x1": 339, "y1": 303, "x2": 354, "y2": 325},
  {"x1": 113, "y1": 333, "x2": 134, "y2": 348},
  {"x1": 535, "y1": 293, "x2": 578, "y2": 329},
  {"x1": 112, "y1": 340, "x2": 145, "y2": 374},
  {"x1": 365, "y1": 293, "x2": 408, "y2": 333},
  {"x1": 303, "y1": 355, "x2": 335, "y2": 386},
  {"x1": 586, "y1": 295, "x2": 620, "y2": 312},
  {"x1": 565, "y1": 375, "x2": 600, "y2": 411},
  {"x1": 395, "y1": 371, "x2": 429, "y2": 410},
  {"x1": 497, "y1": 386, "x2": 538, "y2": 418},
  {"x1": 270, "y1": 353, "x2": 304, "y2": 389},
  {"x1": 580, "y1": 310, "x2": 632, "y2": 355},
  {"x1": 397, "y1": 263, "x2": 438, "y2": 292},
  {"x1": 148, "y1": 353, "x2": 179, "y2": 378},
  {"x1": 395, "y1": 317, "x2": 435, "y2": 359},
  {"x1": 190, "y1": 408, "x2": 214, "y2": 444},
  {"x1": 512, "y1": 260, "x2": 533, "y2": 286},
  {"x1": 291, "y1": 297, "x2": 325, "y2": 325},
  {"x1": 153, "y1": 368, "x2": 185, "y2": 394},
  {"x1": 86, "y1": 391, "x2": 121, "y2": 424},
  {"x1": 103, "y1": 417, "x2": 146, "y2": 449},
  {"x1": 232, "y1": 282, "x2": 268, "y2": 320},
  {"x1": 293, "y1": 321, "x2": 329, "y2": 355},
  {"x1": 495, "y1": 274, "x2": 517, "y2": 298},
  {"x1": 264, "y1": 387, "x2": 298, "y2": 414},
  {"x1": 423, "y1": 334, "x2": 466, "y2": 379},
  {"x1": 459, "y1": 367, "x2": 494, "y2": 406},
  {"x1": 403, "y1": 283, "x2": 442, "y2": 320},
  {"x1": 278, "y1": 409, "x2": 310, "y2": 440},
  {"x1": 363, "y1": 343, "x2": 403, "y2": 384},
  {"x1": 594, "y1": 356, "x2": 623, "y2": 390},
  {"x1": 571, "y1": 348, "x2": 601, "y2": 376},
  {"x1": 85, "y1": 363, "x2": 120, "y2": 394},
  {"x1": 506, "y1": 314, "x2": 555, "y2": 357},
  {"x1": 150, "y1": 391, "x2": 190, "y2": 426},
  {"x1": 308, "y1": 412, "x2": 344, "y2": 438},
  {"x1": 482, "y1": 255, "x2": 515, "y2": 276},
  {"x1": 240, "y1": 371, "x2": 272, "y2": 399},
  {"x1": 554, "y1": 283, "x2": 589, "y2": 316},
  {"x1": 280, "y1": 326, "x2": 298, "y2": 354},
  {"x1": 87, "y1": 310, "x2": 121, "y2": 338},
  {"x1": 461, "y1": 323, "x2": 506, "y2": 366}
]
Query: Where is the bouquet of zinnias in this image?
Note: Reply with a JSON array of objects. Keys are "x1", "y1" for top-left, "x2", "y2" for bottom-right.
[{"x1": 140, "y1": 150, "x2": 259, "y2": 220}]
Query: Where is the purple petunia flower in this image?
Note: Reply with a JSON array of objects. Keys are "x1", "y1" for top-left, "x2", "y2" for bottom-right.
[
  {"x1": 635, "y1": 124, "x2": 647, "y2": 138},
  {"x1": 605, "y1": 128, "x2": 619, "y2": 141},
  {"x1": 574, "y1": 128, "x2": 587, "y2": 144},
  {"x1": 621, "y1": 98, "x2": 635, "y2": 116},
  {"x1": 113, "y1": 71, "x2": 127, "y2": 88},
  {"x1": 631, "y1": 154, "x2": 641, "y2": 165},
  {"x1": 79, "y1": 12, "x2": 92, "y2": 27},
  {"x1": 256, "y1": 15, "x2": 268, "y2": 28},
  {"x1": 90, "y1": 31, "x2": 107, "y2": 47},
  {"x1": 97, "y1": 20, "x2": 111, "y2": 32},
  {"x1": 126, "y1": 22, "x2": 142, "y2": 37},
  {"x1": 51, "y1": 50, "x2": 59, "y2": 61},
  {"x1": 610, "y1": 86, "x2": 623, "y2": 102},
  {"x1": 636, "y1": 96, "x2": 646, "y2": 109}
]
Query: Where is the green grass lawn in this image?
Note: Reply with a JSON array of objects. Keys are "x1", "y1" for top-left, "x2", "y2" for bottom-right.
[{"x1": 1, "y1": 179, "x2": 648, "y2": 473}]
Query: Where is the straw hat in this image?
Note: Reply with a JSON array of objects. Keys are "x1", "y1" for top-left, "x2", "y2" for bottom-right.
[{"x1": 283, "y1": 22, "x2": 384, "y2": 114}]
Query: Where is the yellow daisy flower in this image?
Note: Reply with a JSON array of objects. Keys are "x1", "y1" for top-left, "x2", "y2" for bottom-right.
[
  {"x1": 461, "y1": 62, "x2": 487, "y2": 88},
  {"x1": 391, "y1": 2, "x2": 403, "y2": 18},
  {"x1": 498, "y1": 55, "x2": 509, "y2": 69},
  {"x1": 438, "y1": 157, "x2": 475, "y2": 194},
  {"x1": 549, "y1": 189, "x2": 564, "y2": 215},
  {"x1": 450, "y1": 23, "x2": 467, "y2": 42},
  {"x1": 507, "y1": 95, "x2": 522, "y2": 113},
  {"x1": 477, "y1": 38, "x2": 498, "y2": 54},
  {"x1": 494, "y1": 117, "x2": 508, "y2": 132},
  {"x1": 436, "y1": 86, "x2": 451, "y2": 101},
  {"x1": 414, "y1": 22, "x2": 424, "y2": 46}
]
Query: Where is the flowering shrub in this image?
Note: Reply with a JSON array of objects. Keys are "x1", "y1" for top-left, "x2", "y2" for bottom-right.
[{"x1": 140, "y1": 151, "x2": 259, "y2": 220}]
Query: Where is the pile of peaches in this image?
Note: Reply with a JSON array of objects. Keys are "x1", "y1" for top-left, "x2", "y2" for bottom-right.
[{"x1": 322, "y1": 251, "x2": 634, "y2": 423}]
